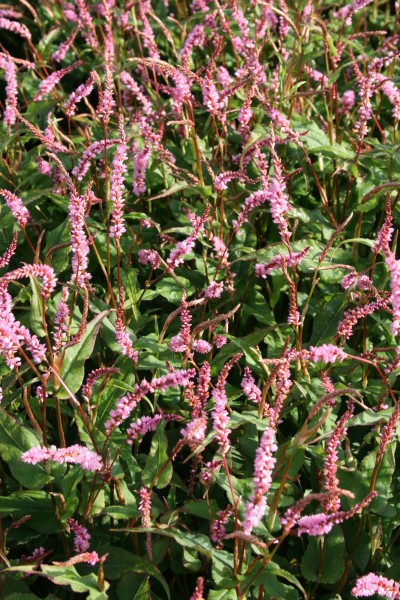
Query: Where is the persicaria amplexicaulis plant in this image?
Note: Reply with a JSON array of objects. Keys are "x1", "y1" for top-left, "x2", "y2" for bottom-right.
[{"x1": 0, "y1": 0, "x2": 399, "y2": 598}]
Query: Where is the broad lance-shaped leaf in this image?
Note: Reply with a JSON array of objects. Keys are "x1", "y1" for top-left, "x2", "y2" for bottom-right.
[
  {"x1": 96, "y1": 546, "x2": 170, "y2": 599},
  {"x1": 0, "y1": 491, "x2": 57, "y2": 534},
  {"x1": 301, "y1": 525, "x2": 345, "y2": 584},
  {"x1": 0, "y1": 409, "x2": 51, "y2": 489},
  {"x1": 141, "y1": 422, "x2": 173, "y2": 489},
  {"x1": 40, "y1": 565, "x2": 109, "y2": 600},
  {"x1": 29, "y1": 275, "x2": 46, "y2": 337},
  {"x1": 57, "y1": 310, "x2": 108, "y2": 399},
  {"x1": 115, "y1": 527, "x2": 213, "y2": 559}
]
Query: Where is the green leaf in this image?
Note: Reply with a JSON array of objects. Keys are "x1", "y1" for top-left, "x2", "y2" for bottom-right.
[
  {"x1": 29, "y1": 276, "x2": 46, "y2": 337},
  {"x1": 117, "y1": 527, "x2": 213, "y2": 559},
  {"x1": 208, "y1": 590, "x2": 237, "y2": 600},
  {"x1": 147, "y1": 181, "x2": 189, "y2": 201},
  {"x1": 212, "y1": 549, "x2": 236, "y2": 589},
  {"x1": 40, "y1": 565, "x2": 109, "y2": 600},
  {"x1": 141, "y1": 423, "x2": 173, "y2": 489},
  {"x1": 102, "y1": 505, "x2": 138, "y2": 520},
  {"x1": 0, "y1": 491, "x2": 56, "y2": 534},
  {"x1": 310, "y1": 296, "x2": 345, "y2": 345},
  {"x1": 301, "y1": 526, "x2": 345, "y2": 584},
  {"x1": 0, "y1": 410, "x2": 50, "y2": 488},
  {"x1": 57, "y1": 311, "x2": 108, "y2": 398},
  {"x1": 99, "y1": 549, "x2": 170, "y2": 599}
]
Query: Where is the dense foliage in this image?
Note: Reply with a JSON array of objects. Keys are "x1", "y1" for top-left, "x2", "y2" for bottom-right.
[{"x1": 0, "y1": 0, "x2": 399, "y2": 598}]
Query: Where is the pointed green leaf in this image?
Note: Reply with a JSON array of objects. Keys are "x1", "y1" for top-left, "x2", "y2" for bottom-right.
[
  {"x1": 57, "y1": 311, "x2": 108, "y2": 398},
  {"x1": 141, "y1": 423, "x2": 172, "y2": 489}
]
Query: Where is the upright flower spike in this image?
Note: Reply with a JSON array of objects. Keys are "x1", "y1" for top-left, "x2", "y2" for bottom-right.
[
  {"x1": 115, "y1": 287, "x2": 138, "y2": 363},
  {"x1": 167, "y1": 205, "x2": 210, "y2": 272},
  {"x1": 211, "y1": 505, "x2": 232, "y2": 547},
  {"x1": 52, "y1": 286, "x2": 70, "y2": 352},
  {"x1": 190, "y1": 577, "x2": 205, "y2": 600},
  {"x1": 96, "y1": 65, "x2": 115, "y2": 124},
  {"x1": 323, "y1": 402, "x2": 354, "y2": 512},
  {"x1": 109, "y1": 116, "x2": 128, "y2": 239},
  {"x1": 68, "y1": 188, "x2": 91, "y2": 287},
  {"x1": 169, "y1": 293, "x2": 192, "y2": 353},
  {"x1": 0, "y1": 189, "x2": 31, "y2": 228},
  {"x1": 374, "y1": 196, "x2": 394, "y2": 256},
  {"x1": 0, "y1": 231, "x2": 18, "y2": 269},
  {"x1": 211, "y1": 354, "x2": 242, "y2": 456},
  {"x1": 132, "y1": 143, "x2": 151, "y2": 196},
  {"x1": 0, "y1": 53, "x2": 17, "y2": 126},
  {"x1": 268, "y1": 131, "x2": 291, "y2": 245},
  {"x1": 64, "y1": 71, "x2": 96, "y2": 117},
  {"x1": 68, "y1": 519, "x2": 91, "y2": 553},
  {"x1": 51, "y1": 29, "x2": 77, "y2": 62},
  {"x1": 75, "y1": 0, "x2": 98, "y2": 50},
  {"x1": 139, "y1": 486, "x2": 152, "y2": 560},
  {"x1": 242, "y1": 426, "x2": 277, "y2": 534},
  {"x1": 241, "y1": 366, "x2": 262, "y2": 405},
  {"x1": 0, "y1": 283, "x2": 47, "y2": 369}
]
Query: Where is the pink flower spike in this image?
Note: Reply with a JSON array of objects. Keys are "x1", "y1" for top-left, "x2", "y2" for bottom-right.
[
  {"x1": 0, "y1": 53, "x2": 18, "y2": 126},
  {"x1": 138, "y1": 249, "x2": 161, "y2": 269},
  {"x1": 0, "y1": 231, "x2": 18, "y2": 269},
  {"x1": 167, "y1": 205, "x2": 210, "y2": 271},
  {"x1": 181, "y1": 416, "x2": 207, "y2": 448},
  {"x1": 205, "y1": 281, "x2": 224, "y2": 299},
  {"x1": 214, "y1": 335, "x2": 227, "y2": 348},
  {"x1": 190, "y1": 577, "x2": 205, "y2": 600},
  {"x1": 309, "y1": 344, "x2": 346, "y2": 364},
  {"x1": 3, "y1": 264, "x2": 56, "y2": 299},
  {"x1": 133, "y1": 144, "x2": 151, "y2": 196},
  {"x1": 68, "y1": 519, "x2": 90, "y2": 553},
  {"x1": 51, "y1": 29, "x2": 77, "y2": 62},
  {"x1": 242, "y1": 427, "x2": 277, "y2": 534},
  {"x1": 34, "y1": 61, "x2": 82, "y2": 102},
  {"x1": 211, "y1": 354, "x2": 242, "y2": 457},
  {"x1": 192, "y1": 340, "x2": 212, "y2": 354},
  {"x1": 297, "y1": 513, "x2": 334, "y2": 537},
  {"x1": 126, "y1": 414, "x2": 164, "y2": 443},
  {"x1": 105, "y1": 368, "x2": 195, "y2": 433},
  {"x1": 64, "y1": 71, "x2": 95, "y2": 117},
  {"x1": 241, "y1": 366, "x2": 262, "y2": 405},
  {"x1": 53, "y1": 551, "x2": 103, "y2": 567},
  {"x1": 139, "y1": 486, "x2": 152, "y2": 559},
  {"x1": 0, "y1": 189, "x2": 30, "y2": 228},
  {"x1": 21, "y1": 444, "x2": 103, "y2": 472},
  {"x1": 352, "y1": 573, "x2": 400, "y2": 598},
  {"x1": 109, "y1": 116, "x2": 128, "y2": 239},
  {"x1": 0, "y1": 18, "x2": 31, "y2": 39}
]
